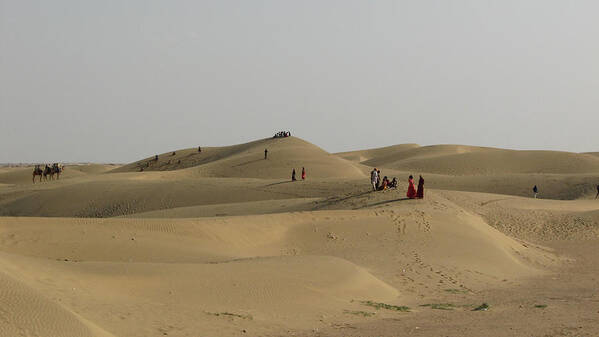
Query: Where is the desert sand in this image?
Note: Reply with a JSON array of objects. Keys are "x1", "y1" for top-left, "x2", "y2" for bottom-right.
[{"x1": 1, "y1": 137, "x2": 599, "y2": 336}]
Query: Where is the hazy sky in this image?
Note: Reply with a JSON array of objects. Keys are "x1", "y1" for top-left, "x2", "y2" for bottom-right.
[{"x1": 2, "y1": 1, "x2": 599, "y2": 163}]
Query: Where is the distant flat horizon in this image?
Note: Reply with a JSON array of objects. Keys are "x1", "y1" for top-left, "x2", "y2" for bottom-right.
[{"x1": 1, "y1": 136, "x2": 599, "y2": 165}]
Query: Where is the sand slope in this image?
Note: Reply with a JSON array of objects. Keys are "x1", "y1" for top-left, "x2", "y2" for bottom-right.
[
  {"x1": 3, "y1": 138, "x2": 599, "y2": 336},
  {"x1": 336, "y1": 144, "x2": 420, "y2": 163},
  {"x1": 112, "y1": 137, "x2": 366, "y2": 179},
  {"x1": 338, "y1": 144, "x2": 599, "y2": 175},
  {"x1": 0, "y1": 172, "x2": 365, "y2": 217},
  {"x1": 0, "y1": 190, "x2": 561, "y2": 336},
  {"x1": 0, "y1": 265, "x2": 114, "y2": 337}
]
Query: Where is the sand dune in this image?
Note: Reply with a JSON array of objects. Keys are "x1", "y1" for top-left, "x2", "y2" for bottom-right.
[
  {"x1": 113, "y1": 137, "x2": 366, "y2": 179},
  {"x1": 0, "y1": 173, "x2": 365, "y2": 217},
  {"x1": 0, "y1": 195, "x2": 557, "y2": 336},
  {"x1": 124, "y1": 197, "x2": 321, "y2": 218},
  {"x1": 438, "y1": 190, "x2": 599, "y2": 242},
  {"x1": 336, "y1": 143, "x2": 420, "y2": 163},
  {"x1": 0, "y1": 265, "x2": 114, "y2": 337},
  {"x1": 2, "y1": 137, "x2": 599, "y2": 336},
  {"x1": 339, "y1": 144, "x2": 599, "y2": 175}
]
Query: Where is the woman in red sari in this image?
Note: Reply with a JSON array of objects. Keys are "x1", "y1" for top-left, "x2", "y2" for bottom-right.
[
  {"x1": 416, "y1": 175, "x2": 424, "y2": 199},
  {"x1": 301, "y1": 167, "x2": 306, "y2": 180},
  {"x1": 406, "y1": 175, "x2": 417, "y2": 199}
]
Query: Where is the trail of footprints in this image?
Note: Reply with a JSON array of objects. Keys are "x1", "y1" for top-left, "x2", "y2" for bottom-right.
[
  {"x1": 383, "y1": 211, "x2": 469, "y2": 294},
  {"x1": 385, "y1": 210, "x2": 431, "y2": 234}
]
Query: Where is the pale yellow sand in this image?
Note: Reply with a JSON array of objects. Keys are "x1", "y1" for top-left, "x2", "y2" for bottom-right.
[{"x1": 1, "y1": 137, "x2": 599, "y2": 336}]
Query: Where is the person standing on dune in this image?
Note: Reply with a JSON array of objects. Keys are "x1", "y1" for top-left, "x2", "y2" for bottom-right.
[
  {"x1": 596, "y1": 184, "x2": 599, "y2": 199},
  {"x1": 416, "y1": 175, "x2": 424, "y2": 199},
  {"x1": 301, "y1": 167, "x2": 306, "y2": 180},
  {"x1": 533, "y1": 185, "x2": 538, "y2": 198},
  {"x1": 292, "y1": 169, "x2": 296, "y2": 181},
  {"x1": 407, "y1": 175, "x2": 417, "y2": 199},
  {"x1": 264, "y1": 148, "x2": 268, "y2": 160},
  {"x1": 370, "y1": 168, "x2": 378, "y2": 191}
]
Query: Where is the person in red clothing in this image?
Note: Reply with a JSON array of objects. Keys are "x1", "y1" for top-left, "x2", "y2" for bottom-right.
[
  {"x1": 406, "y1": 175, "x2": 417, "y2": 199},
  {"x1": 301, "y1": 167, "x2": 306, "y2": 180},
  {"x1": 416, "y1": 175, "x2": 424, "y2": 199}
]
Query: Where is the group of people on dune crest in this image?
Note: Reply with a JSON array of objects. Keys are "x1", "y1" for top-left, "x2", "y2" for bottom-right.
[
  {"x1": 370, "y1": 168, "x2": 424, "y2": 199},
  {"x1": 273, "y1": 131, "x2": 291, "y2": 138}
]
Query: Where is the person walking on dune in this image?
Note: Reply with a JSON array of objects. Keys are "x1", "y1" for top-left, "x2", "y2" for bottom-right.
[
  {"x1": 416, "y1": 175, "x2": 424, "y2": 199},
  {"x1": 407, "y1": 175, "x2": 417, "y2": 199},
  {"x1": 533, "y1": 185, "x2": 538, "y2": 198},
  {"x1": 264, "y1": 148, "x2": 268, "y2": 160},
  {"x1": 370, "y1": 168, "x2": 378, "y2": 191},
  {"x1": 301, "y1": 167, "x2": 306, "y2": 180}
]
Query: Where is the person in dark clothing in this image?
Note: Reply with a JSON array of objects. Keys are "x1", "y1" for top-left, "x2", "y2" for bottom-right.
[
  {"x1": 416, "y1": 175, "x2": 424, "y2": 199},
  {"x1": 378, "y1": 176, "x2": 389, "y2": 190},
  {"x1": 292, "y1": 169, "x2": 296, "y2": 181},
  {"x1": 198, "y1": 146, "x2": 202, "y2": 152},
  {"x1": 155, "y1": 154, "x2": 159, "y2": 161},
  {"x1": 596, "y1": 185, "x2": 599, "y2": 199},
  {"x1": 533, "y1": 185, "x2": 538, "y2": 198},
  {"x1": 375, "y1": 170, "x2": 381, "y2": 190},
  {"x1": 264, "y1": 149, "x2": 268, "y2": 159}
]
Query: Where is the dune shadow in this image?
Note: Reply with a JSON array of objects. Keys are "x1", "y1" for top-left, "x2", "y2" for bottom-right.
[
  {"x1": 232, "y1": 158, "x2": 264, "y2": 168},
  {"x1": 312, "y1": 190, "x2": 373, "y2": 210},
  {"x1": 329, "y1": 190, "x2": 372, "y2": 203},
  {"x1": 264, "y1": 180, "x2": 294, "y2": 187},
  {"x1": 356, "y1": 197, "x2": 412, "y2": 209}
]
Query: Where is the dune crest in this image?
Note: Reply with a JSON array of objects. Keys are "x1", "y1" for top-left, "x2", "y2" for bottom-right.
[
  {"x1": 112, "y1": 137, "x2": 366, "y2": 179},
  {"x1": 338, "y1": 144, "x2": 599, "y2": 175}
]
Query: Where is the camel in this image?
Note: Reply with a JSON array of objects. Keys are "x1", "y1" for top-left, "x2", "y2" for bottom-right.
[
  {"x1": 52, "y1": 163, "x2": 63, "y2": 180},
  {"x1": 32, "y1": 165, "x2": 43, "y2": 183},
  {"x1": 43, "y1": 165, "x2": 53, "y2": 180},
  {"x1": 40, "y1": 163, "x2": 63, "y2": 181}
]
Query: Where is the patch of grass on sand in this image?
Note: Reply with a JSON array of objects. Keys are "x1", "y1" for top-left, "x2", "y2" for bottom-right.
[
  {"x1": 420, "y1": 303, "x2": 455, "y2": 310},
  {"x1": 534, "y1": 304, "x2": 547, "y2": 309},
  {"x1": 472, "y1": 303, "x2": 490, "y2": 311},
  {"x1": 344, "y1": 310, "x2": 376, "y2": 317},
  {"x1": 205, "y1": 311, "x2": 253, "y2": 320},
  {"x1": 444, "y1": 288, "x2": 469, "y2": 294},
  {"x1": 360, "y1": 300, "x2": 410, "y2": 312}
]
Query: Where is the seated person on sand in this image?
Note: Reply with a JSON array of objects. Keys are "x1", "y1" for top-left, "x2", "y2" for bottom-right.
[
  {"x1": 389, "y1": 177, "x2": 398, "y2": 188},
  {"x1": 378, "y1": 176, "x2": 389, "y2": 191}
]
